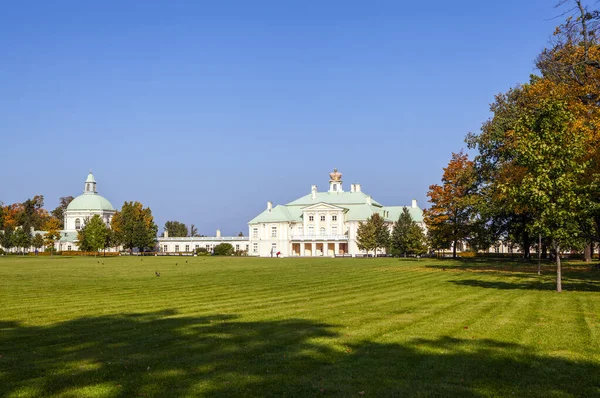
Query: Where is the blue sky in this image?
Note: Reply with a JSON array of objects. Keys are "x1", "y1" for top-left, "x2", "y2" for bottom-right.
[{"x1": 0, "y1": 0, "x2": 563, "y2": 235}]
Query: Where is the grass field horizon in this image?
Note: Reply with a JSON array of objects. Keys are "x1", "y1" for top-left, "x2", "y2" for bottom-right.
[{"x1": 1, "y1": 256, "x2": 599, "y2": 397}]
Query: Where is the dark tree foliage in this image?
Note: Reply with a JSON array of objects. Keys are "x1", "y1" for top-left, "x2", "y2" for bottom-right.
[
  {"x1": 389, "y1": 208, "x2": 427, "y2": 256},
  {"x1": 213, "y1": 243, "x2": 234, "y2": 256},
  {"x1": 51, "y1": 196, "x2": 74, "y2": 229},
  {"x1": 164, "y1": 221, "x2": 188, "y2": 237}
]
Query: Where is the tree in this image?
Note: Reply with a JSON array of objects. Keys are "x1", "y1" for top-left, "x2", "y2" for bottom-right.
[
  {"x1": 51, "y1": 196, "x2": 74, "y2": 229},
  {"x1": 13, "y1": 228, "x2": 32, "y2": 254},
  {"x1": 213, "y1": 243, "x2": 234, "y2": 256},
  {"x1": 43, "y1": 217, "x2": 62, "y2": 255},
  {"x1": 32, "y1": 233, "x2": 44, "y2": 251},
  {"x1": 77, "y1": 215, "x2": 109, "y2": 256},
  {"x1": 111, "y1": 201, "x2": 158, "y2": 252},
  {"x1": 190, "y1": 224, "x2": 200, "y2": 237},
  {"x1": 164, "y1": 221, "x2": 188, "y2": 237},
  {"x1": 0, "y1": 227, "x2": 14, "y2": 253},
  {"x1": 424, "y1": 151, "x2": 477, "y2": 258},
  {"x1": 500, "y1": 100, "x2": 590, "y2": 292},
  {"x1": 389, "y1": 208, "x2": 427, "y2": 256},
  {"x1": 356, "y1": 213, "x2": 389, "y2": 257}
]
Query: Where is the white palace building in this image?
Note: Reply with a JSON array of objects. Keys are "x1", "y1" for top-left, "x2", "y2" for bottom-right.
[
  {"x1": 245, "y1": 169, "x2": 424, "y2": 257},
  {"x1": 158, "y1": 169, "x2": 424, "y2": 257}
]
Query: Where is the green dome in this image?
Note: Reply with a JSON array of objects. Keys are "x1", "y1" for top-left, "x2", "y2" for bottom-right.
[{"x1": 67, "y1": 193, "x2": 115, "y2": 211}]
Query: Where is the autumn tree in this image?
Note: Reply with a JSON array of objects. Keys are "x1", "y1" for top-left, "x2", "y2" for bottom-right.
[
  {"x1": 78, "y1": 215, "x2": 109, "y2": 256},
  {"x1": 112, "y1": 201, "x2": 158, "y2": 252},
  {"x1": 51, "y1": 196, "x2": 74, "y2": 229},
  {"x1": 43, "y1": 217, "x2": 62, "y2": 255},
  {"x1": 389, "y1": 208, "x2": 427, "y2": 256},
  {"x1": 357, "y1": 213, "x2": 389, "y2": 257},
  {"x1": 424, "y1": 151, "x2": 477, "y2": 258},
  {"x1": 164, "y1": 221, "x2": 188, "y2": 237}
]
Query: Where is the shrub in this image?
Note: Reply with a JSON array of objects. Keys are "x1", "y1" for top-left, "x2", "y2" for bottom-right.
[
  {"x1": 458, "y1": 251, "x2": 477, "y2": 258},
  {"x1": 195, "y1": 247, "x2": 210, "y2": 256},
  {"x1": 213, "y1": 243, "x2": 234, "y2": 256},
  {"x1": 0, "y1": 248, "x2": 5, "y2": 255}
]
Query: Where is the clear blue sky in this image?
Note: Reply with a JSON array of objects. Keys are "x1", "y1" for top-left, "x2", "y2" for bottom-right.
[{"x1": 0, "y1": 0, "x2": 563, "y2": 235}]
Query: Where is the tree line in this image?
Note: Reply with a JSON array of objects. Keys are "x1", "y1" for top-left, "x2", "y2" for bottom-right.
[
  {"x1": 0, "y1": 197, "x2": 159, "y2": 255},
  {"x1": 423, "y1": 0, "x2": 600, "y2": 292}
]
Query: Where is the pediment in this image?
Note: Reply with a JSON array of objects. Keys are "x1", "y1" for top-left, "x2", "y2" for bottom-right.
[{"x1": 301, "y1": 202, "x2": 347, "y2": 212}]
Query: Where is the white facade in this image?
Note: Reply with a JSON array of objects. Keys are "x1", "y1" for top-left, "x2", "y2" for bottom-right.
[{"x1": 247, "y1": 169, "x2": 424, "y2": 257}]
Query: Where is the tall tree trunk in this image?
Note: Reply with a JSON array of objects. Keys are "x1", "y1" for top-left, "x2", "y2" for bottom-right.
[
  {"x1": 537, "y1": 234, "x2": 541, "y2": 276},
  {"x1": 584, "y1": 242, "x2": 592, "y2": 262},
  {"x1": 452, "y1": 240, "x2": 457, "y2": 258},
  {"x1": 554, "y1": 240, "x2": 562, "y2": 292},
  {"x1": 522, "y1": 231, "x2": 531, "y2": 260}
]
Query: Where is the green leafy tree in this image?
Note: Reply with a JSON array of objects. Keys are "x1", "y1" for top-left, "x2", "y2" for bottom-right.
[
  {"x1": 357, "y1": 213, "x2": 389, "y2": 257},
  {"x1": 501, "y1": 100, "x2": 590, "y2": 292},
  {"x1": 13, "y1": 228, "x2": 32, "y2": 254},
  {"x1": 0, "y1": 227, "x2": 14, "y2": 253},
  {"x1": 190, "y1": 224, "x2": 200, "y2": 237},
  {"x1": 51, "y1": 196, "x2": 74, "y2": 229},
  {"x1": 78, "y1": 215, "x2": 109, "y2": 256},
  {"x1": 164, "y1": 221, "x2": 188, "y2": 237},
  {"x1": 32, "y1": 233, "x2": 44, "y2": 251},
  {"x1": 389, "y1": 208, "x2": 427, "y2": 256},
  {"x1": 111, "y1": 201, "x2": 158, "y2": 252},
  {"x1": 213, "y1": 243, "x2": 234, "y2": 256}
]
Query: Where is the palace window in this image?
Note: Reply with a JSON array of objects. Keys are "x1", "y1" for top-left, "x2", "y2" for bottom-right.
[
  {"x1": 67, "y1": 245, "x2": 72, "y2": 251},
  {"x1": 271, "y1": 226, "x2": 277, "y2": 237},
  {"x1": 271, "y1": 243, "x2": 277, "y2": 252},
  {"x1": 494, "y1": 246, "x2": 499, "y2": 253},
  {"x1": 309, "y1": 215, "x2": 314, "y2": 222},
  {"x1": 175, "y1": 245, "x2": 180, "y2": 252},
  {"x1": 320, "y1": 227, "x2": 326, "y2": 236},
  {"x1": 206, "y1": 244, "x2": 210, "y2": 251},
  {"x1": 246, "y1": 244, "x2": 249, "y2": 251},
  {"x1": 332, "y1": 215, "x2": 337, "y2": 221},
  {"x1": 195, "y1": 244, "x2": 199, "y2": 249},
  {"x1": 298, "y1": 226, "x2": 303, "y2": 235},
  {"x1": 164, "y1": 245, "x2": 168, "y2": 252},
  {"x1": 236, "y1": 244, "x2": 240, "y2": 251},
  {"x1": 332, "y1": 226, "x2": 337, "y2": 235},
  {"x1": 185, "y1": 245, "x2": 190, "y2": 252},
  {"x1": 320, "y1": 215, "x2": 326, "y2": 222},
  {"x1": 308, "y1": 226, "x2": 314, "y2": 236},
  {"x1": 253, "y1": 243, "x2": 258, "y2": 253},
  {"x1": 75, "y1": 218, "x2": 81, "y2": 230},
  {"x1": 253, "y1": 228, "x2": 258, "y2": 238}
]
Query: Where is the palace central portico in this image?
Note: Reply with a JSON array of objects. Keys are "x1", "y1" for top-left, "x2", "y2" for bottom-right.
[{"x1": 248, "y1": 169, "x2": 424, "y2": 257}]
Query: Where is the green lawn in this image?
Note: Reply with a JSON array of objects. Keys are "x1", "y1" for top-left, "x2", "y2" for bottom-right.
[{"x1": 0, "y1": 256, "x2": 599, "y2": 397}]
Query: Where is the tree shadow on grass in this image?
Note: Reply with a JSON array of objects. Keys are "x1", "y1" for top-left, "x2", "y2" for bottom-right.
[
  {"x1": 450, "y1": 278, "x2": 600, "y2": 292},
  {"x1": 1, "y1": 311, "x2": 599, "y2": 397}
]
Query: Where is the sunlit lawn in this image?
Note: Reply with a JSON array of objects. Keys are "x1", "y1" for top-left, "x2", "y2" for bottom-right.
[{"x1": 0, "y1": 255, "x2": 599, "y2": 397}]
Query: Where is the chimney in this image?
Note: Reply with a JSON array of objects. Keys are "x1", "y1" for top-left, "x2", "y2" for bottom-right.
[
  {"x1": 411, "y1": 199, "x2": 417, "y2": 208},
  {"x1": 216, "y1": 229, "x2": 221, "y2": 238},
  {"x1": 350, "y1": 184, "x2": 355, "y2": 193},
  {"x1": 311, "y1": 185, "x2": 317, "y2": 200},
  {"x1": 267, "y1": 201, "x2": 273, "y2": 211},
  {"x1": 355, "y1": 183, "x2": 361, "y2": 193},
  {"x1": 164, "y1": 230, "x2": 169, "y2": 238},
  {"x1": 366, "y1": 195, "x2": 372, "y2": 205}
]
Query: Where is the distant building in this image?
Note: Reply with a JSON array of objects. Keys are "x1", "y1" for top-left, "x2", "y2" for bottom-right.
[
  {"x1": 157, "y1": 229, "x2": 249, "y2": 254},
  {"x1": 247, "y1": 169, "x2": 424, "y2": 257}
]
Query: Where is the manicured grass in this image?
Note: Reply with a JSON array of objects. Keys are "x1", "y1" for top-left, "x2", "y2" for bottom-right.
[{"x1": 0, "y1": 256, "x2": 599, "y2": 397}]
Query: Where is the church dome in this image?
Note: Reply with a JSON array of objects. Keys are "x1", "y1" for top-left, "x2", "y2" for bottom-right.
[
  {"x1": 66, "y1": 172, "x2": 115, "y2": 212},
  {"x1": 67, "y1": 194, "x2": 115, "y2": 211}
]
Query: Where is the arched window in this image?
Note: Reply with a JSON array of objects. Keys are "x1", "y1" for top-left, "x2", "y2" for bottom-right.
[
  {"x1": 75, "y1": 218, "x2": 81, "y2": 230},
  {"x1": 320, "y1": 227, "x2": 326, "y2": 236}
]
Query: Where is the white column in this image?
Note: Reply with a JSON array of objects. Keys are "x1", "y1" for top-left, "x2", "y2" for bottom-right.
[
  {"x1": 335, "y1": 242, "x2": 339, "y2": 256},
  {"x1": 310, "y1": 242, "x2": 315, "y2": 256},
  {"x1": 326, "y1": 211, "x2": 330, "y2": 236}
]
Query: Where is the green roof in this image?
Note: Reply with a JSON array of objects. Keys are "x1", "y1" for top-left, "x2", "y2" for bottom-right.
[
  {"x1": 384, "y1": 206, "x2": 424, "y2": 223},
  {"x1": 286, "y1": 191, "x2": 383, "y2": 207},
  {"x1": 248, "y1": 205, "x2": 297, "y2": 224},
  {"x1": 59, "y1": 231, "x2": 79, "y2": 243},
  {"x1": 67, "y1": 193, "x2": 115, "y2": 212}
]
